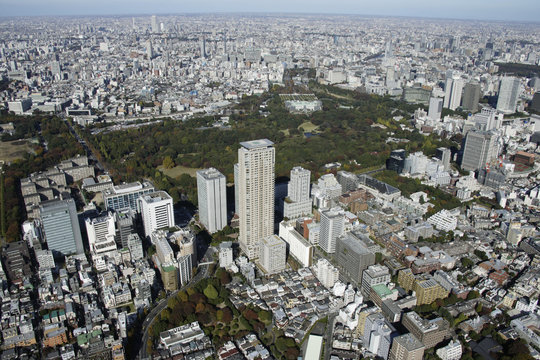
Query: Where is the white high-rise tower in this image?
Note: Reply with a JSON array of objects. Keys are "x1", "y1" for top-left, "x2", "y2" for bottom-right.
[
  {"x1": 138, "y1": 191, "x2": 174, "y2": 238},
  {"x1": 238, "y1": 139, "x2": 275, "y2": 260},
  {"x1": 197, "y1": 168, "x2": 227, "y2": 234},
  {"x1": 497, "y1": 76, "x2": 520, "y2": 114},
  {"x1": 444, "y1": 76, "x2": 464, "y2": 111},
  {"x1": 284, "y1": 166, "x2": 312, "y2": 219}
]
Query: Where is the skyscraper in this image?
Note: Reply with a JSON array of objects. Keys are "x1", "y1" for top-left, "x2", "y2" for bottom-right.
[
  {"x1": 497, "y1": 76, "x2": 520, "y2": 113},
  {"x1": 428, "y1": 97, "x2": 443, "y2": 121},
  {"x1": 443, "y1": 76, "x2": 464, "y2": 111},
  {"x1": 40, "y1": 199, "x2": 84, "y2": 256},
  {"x1": 151, "y1": 15, "x2": 158, "y2": 34},
  {"x1": 284, "y1": 166, "x2": 312, "y2": 219},
  {"x1": 237, "y1": 139, "x2": 275, "y2": 260},
  {"x1": 461, "y1": 82, "x2": 481, "y2": 113},
  {"x1": 197, "y1": 168, "x2": 227, "y2": 234},
  {"x1": 319, "y1": 207, "x2": 345, "y2": 254},
  {"x1": 200, "y1": 37, "x2": 206, "y2": 58},
  {"x1": 460, "y1": 130, "x2": 498, "y2": 171},
  {"x1": 138, "y1": 191, "x2": 175, "y2": 238}
]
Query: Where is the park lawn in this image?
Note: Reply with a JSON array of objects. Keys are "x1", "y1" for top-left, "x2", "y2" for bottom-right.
[
  {"x1": 158, "y1": 165, "x2": 201, "y2": 178},
  {"x1": 298, "y1": 121, "x2": 319, "y2": 132},
  {"x1": 0, "y1": 139, "x2": 33, "y2": 162}
]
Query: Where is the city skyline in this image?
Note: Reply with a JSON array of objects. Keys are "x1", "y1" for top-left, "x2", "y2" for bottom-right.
[{"x1": 1, "y1": 0, "x2": 540, "y2": 22}]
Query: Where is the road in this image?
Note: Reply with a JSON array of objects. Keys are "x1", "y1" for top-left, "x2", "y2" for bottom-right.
[
  {"x1": 62, "y1": 117, "x2": 106, "y2": 173},
  {"x1": 137, "y1": 247, "x2": 215, "y2": 360},
  {"x1": 324, "y1": 313, "x2": 337, "y2": 360}
]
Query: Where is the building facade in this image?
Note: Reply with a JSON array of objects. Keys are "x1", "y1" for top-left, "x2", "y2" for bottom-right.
[
  {"x1": 39, "y1": 199, "x2": 84, "y2": 256},
  {"x1": 197, "y1": 168, "x2": 227, "y2": 233},
  {"x1": 237, "y1": 139, "x2": 275, "y2": 260}
]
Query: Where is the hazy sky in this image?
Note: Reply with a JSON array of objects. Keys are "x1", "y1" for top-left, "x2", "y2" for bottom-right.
[{"x1": 1, "y1": 0, "x2": 539, "y2": 22}]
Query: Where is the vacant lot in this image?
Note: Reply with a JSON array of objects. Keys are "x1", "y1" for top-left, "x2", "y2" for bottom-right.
[
  {"x1": 0, "y1": 140, "x2": 33, "y2": 163},
  {"x1": 158, "y1": 165, "x2": 201, "y2": 178}
]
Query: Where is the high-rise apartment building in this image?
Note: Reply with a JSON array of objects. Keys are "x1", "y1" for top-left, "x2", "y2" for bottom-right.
[
  {"x1": 444, "y1": 76, "x2": 464, "y2": 111},
  {"x1": 197, "y1": 168, "x2": 227, "y2": 233},
  {"x1": 138, "y1": 191, "x2": 174, "y2": 238},
  {"x1": 460, "y1": 130, "x2": 498, "y2": 171},
  {"x1": 40, "y1": 199, "x2": 84, "y2": 256},
  {"x1": 284, "y1": 166, "x2": 312, "y2": 219},
  {"x1": 314, "y1": 258, "x2": 339, "y2": 288},
  {"x1": 237, "y1": 139, "x2": 275, "y2": 260},
  {"x1": 259, "y1": 235, "x2": 286, "y2": 274},
  {"x1": 497, "y1": 76, "x2": 520, "y2": 113},
  {"x1": 319, "y1": 207, "x2": 345, "y2": 254}
]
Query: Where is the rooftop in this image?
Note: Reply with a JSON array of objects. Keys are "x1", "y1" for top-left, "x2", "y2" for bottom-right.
[{"x1": 240, "y1": 138, "x2": 274, "y2": 150}]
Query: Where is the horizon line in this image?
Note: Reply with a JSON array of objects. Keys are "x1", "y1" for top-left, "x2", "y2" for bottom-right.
[{"x1": 0, "y1": 11, "x2": 539, "y2": 25}]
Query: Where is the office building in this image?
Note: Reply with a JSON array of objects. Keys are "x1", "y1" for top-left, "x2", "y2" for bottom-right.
[
  {"x1": 461, "y1": 82, "x2": 481, "y2": 113},
  {"x1": 115, "y1": 208, "x2": 134, "y2": 248},
  {"x1": 362, "y1": 264, "x2": 391, "y2": 297},
  {"x1": 197, "y1": 168, "x2": 227, "y2": 233},
  {"x1": 363, "y1": 313, "x2": 396, "y2": 360},
  {"x1": 319, "y1": 207, "x2": 345, "y2": 254},
  {"x1": 402, "y1": 312, "x2": 449, "y2": 349},
  {"x1": 444, "y1": 76, "x2": 464, "y2": 110},
  {"x1": 336, "y1": 171, "x2": 359, "y2": 193},
  {"x1": 258, "y1": 235, "x2": 286, "y2": 274},
  {"x1": 284, "y1": 166, "x2": 312, "y2": 219},
  {"x1": 139, "y1": 191, "x2": 175, "y2": 238},
  {"x1": 103, "y1": 181, "x2": 154, "y2": 213},
  {"x1": 85, "y1": 212, "x2": 117, "y2": 255},
  {"x1": 314, "y1": 258, "x2": 339, "y2": 288},
  {"x1": 237, "y1": 139, "x2": 275, "y2": 260},
  {"x1": 497, "y1": 76, "x2": 520, "y2": 113},
  {"x1": 460, "y1": 130, "x2": 498, "y2": 171},
  {"x1": 428, "y1": 97, "x2": 443, "y2": 121},
  {"x1": 389, "y1": 333, "x2": 425, "y2": 360},
  {"x1": 40, "y1": 199, "x2": 84, "y2": 256},
  {"x1": 336, "y1": 232, "x2": 376, "y2": 285},
  {"x1": 127, "y1": 233, "x2": 144, "y2": 261},
  {"x1": 387, "y1": 149, "x2": 407, "y2": 173},
  {"x1": 435, "y1": 148, "x2": 451, "y2": 171}
]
